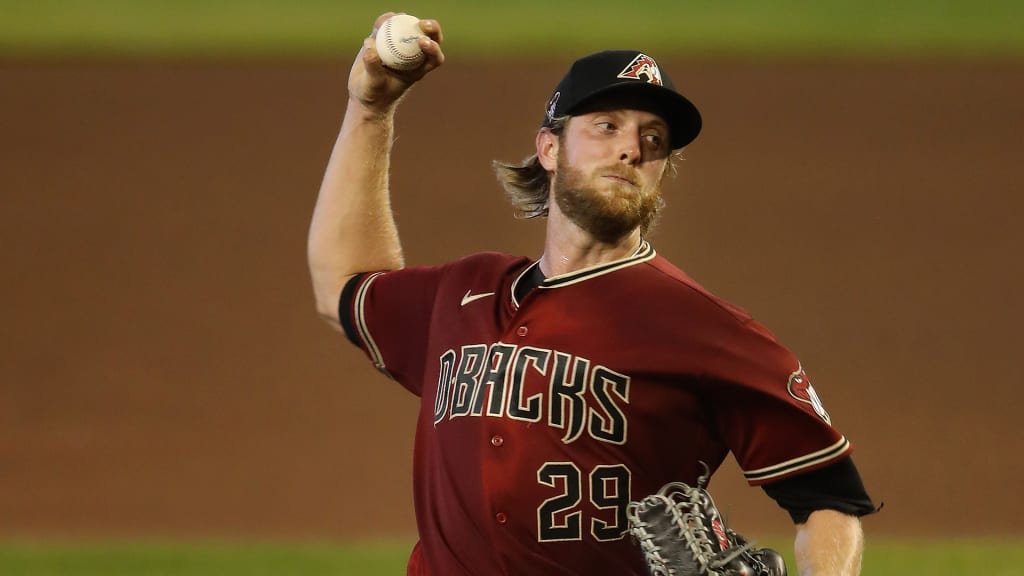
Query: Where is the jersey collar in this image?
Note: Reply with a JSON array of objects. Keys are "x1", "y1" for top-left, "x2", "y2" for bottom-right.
[{"x1": 510, "y1": 240, "x2": 656, "y2": 308}]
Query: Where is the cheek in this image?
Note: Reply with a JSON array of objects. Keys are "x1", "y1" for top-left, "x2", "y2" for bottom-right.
[
  {"x1": 561, "y1": 147, "x2": 591, "y2": 169},
  {"x1": 559, "y1": 154, "x2": 598, "y2": 182},
  {"x1": 561, "y1": 134, "x2": 612, "y2": 166},
  {"x1": 643, "y1": 161, "x2": 668, "y2": 184}
]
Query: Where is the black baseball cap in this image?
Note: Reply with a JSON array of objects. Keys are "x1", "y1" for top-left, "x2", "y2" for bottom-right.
[{"x1": 542, "y1": 50, "x2": 702, "y2": 149}]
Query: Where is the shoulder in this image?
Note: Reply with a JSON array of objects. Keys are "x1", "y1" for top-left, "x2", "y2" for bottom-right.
[
  {"x1": 440, "y1": 252, "x2": 532, "y2": 280},
  {"x1": 636, "y1": 254, "x2": 757, "y2": 325},
  {"x1": 448, "y1": 251, "x2": 529, "y2": 269},
  {"x1": 627, "y1": 254, "x2": 792, "y2": 348},
  {"x1": 352, "y1": 252, "x2": 530, "y2": 295},
  {"x1": 368, "y1": 252, "x2": 528, "y2": 279}
]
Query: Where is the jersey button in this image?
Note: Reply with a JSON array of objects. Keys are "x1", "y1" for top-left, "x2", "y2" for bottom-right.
[
  {"x1": 495, "y1": 512, "x2": 508, "y2": 524},
  {"x1": 490, "y1": 435, "x2": 504, "y2": 447},
  {"x1": 516, "y1": 326, "x2": 528, "y2": 336}
]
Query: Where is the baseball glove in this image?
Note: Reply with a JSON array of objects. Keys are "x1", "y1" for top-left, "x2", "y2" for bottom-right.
[{"x1": 626, "y1": 466, "x2": 787, "y2": 576}]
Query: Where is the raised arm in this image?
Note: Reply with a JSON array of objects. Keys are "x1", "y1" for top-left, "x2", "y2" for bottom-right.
[
  {"x1": 794, "y1": 509, "x2": 864, "y2": 575},
  {"x1": 307, "y1": 13, "x2": 444, "y2": 325}
]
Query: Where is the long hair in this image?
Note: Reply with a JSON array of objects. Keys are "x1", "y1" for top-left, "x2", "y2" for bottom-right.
[{"x1": 492, "y1": 116, "x2": 569, "y2": 219}]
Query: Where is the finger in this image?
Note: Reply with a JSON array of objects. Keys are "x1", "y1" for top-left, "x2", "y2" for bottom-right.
[
  {"x1": 369, "y1": 12, "x2": 396, "y2": 39},
  {"x1": 419, "y1": 37, "x2": 445, "y2": 71},
  {"x1": 418, "y1": 18, "x2": 443, "y2": 44},
  {"x1": 360, "y1": 36, "x2": 385, "y2": 70},
  {"x1": 416, "y1": 18, "x2": 443, "y2": 69}
]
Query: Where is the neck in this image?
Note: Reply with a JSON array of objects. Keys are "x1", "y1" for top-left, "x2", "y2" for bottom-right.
[{"x1": 539, "y1": 205, "x2": 643, "y2": 277}]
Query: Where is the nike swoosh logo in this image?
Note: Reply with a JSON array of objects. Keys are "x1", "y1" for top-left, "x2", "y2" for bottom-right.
[{"x1": 461, "y1": 290, "x2": 495, "y2": 306}]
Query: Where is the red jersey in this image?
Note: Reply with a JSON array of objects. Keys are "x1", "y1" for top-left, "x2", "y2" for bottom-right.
[{"x1": 341, "y1": 242, "x2": 850, "y2": 575}]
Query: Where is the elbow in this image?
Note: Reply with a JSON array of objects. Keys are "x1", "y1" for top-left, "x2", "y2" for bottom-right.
[
  {"x1": 313, "y1": 293, "x2": 340, "y2": 325},
  {"x1": 308, "y1": 271, "x2": 348, "y2": 326}
]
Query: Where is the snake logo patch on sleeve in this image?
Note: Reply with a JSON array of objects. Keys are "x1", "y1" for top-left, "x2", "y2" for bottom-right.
[{"x1": 787, "y1": 364, "x2": 832, "y2": 424}]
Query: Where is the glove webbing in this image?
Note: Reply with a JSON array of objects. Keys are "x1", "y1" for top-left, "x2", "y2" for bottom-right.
[{"x1": 627, "y1": 466, "x2": 756, "y2": 576}]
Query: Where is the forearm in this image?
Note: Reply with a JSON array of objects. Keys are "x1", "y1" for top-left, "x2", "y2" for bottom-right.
[
  {"x1": 307, "y1": 13, "x2": 443, "y2": 324},
  {"x1": 793, "y1": 509, "x2": 864, "y2": 576},
  {"x1": 307, "y1": 98, "x2": 405, "y2": 322}
]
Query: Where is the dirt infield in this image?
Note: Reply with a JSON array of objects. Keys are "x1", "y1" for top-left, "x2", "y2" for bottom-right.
[{"x1": 1, "y1": 58, "x2": 1021, "y2": 540}]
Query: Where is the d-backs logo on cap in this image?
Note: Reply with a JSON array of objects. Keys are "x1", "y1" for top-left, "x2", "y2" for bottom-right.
[{"x1": 617, "y1": 53, "x2": 663, "y2": 86}]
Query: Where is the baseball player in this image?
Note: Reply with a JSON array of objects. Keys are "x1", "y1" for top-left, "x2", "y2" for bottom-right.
[{"x1": 308, "y1": 13, "x2": 877, "y2": 576}]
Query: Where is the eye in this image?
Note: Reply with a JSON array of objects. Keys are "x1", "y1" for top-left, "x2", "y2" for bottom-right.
[
  {"x1": 595, "y1": 121, "x2": 617, "y2": 132},
  {"x1": 643, "y1": 132, "x2": 665, "y2": 148}
]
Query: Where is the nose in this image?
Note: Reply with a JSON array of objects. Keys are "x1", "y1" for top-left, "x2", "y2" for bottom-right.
[{"x1": 618, "y1": 131, "x2": 642, "y2": 165}]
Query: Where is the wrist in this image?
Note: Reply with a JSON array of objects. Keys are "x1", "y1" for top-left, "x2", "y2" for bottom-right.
[{"x1": 346, "y1": 95, "x2": 399, "y2": 123}]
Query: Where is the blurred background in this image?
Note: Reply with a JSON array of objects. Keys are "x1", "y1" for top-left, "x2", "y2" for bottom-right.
[{"x1": 1, "y1": 1, "x2": 1022, "y2": 574}]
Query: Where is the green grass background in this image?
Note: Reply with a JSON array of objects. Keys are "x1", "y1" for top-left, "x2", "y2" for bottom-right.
[
  {"x1": 1, "y1": 0, "x2": 1023, "y2": 59},
  {"x1": 2, "y1": 539, "x2": 1023, "y2": 575},
  {"x1": 3, "y1": 0, "x2": 1022, "y2": 573}
]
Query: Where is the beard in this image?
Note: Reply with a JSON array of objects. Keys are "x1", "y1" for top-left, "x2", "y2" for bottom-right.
[{"x1": 552, "y1": 152, "x2": 664, "y2": 243}]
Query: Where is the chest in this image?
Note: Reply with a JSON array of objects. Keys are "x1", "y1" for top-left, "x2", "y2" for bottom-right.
[{"x1": 424, "y1": 287, "x2": 706, "y2": 444}]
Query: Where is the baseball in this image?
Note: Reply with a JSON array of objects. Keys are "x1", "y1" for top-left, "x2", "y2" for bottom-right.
[{"x1": 375, "y1": 14, "x2": 426, "y2": 71}]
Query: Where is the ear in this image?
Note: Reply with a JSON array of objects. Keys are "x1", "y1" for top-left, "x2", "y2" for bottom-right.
[{"x1": 536, "y1": 128, "x2": 559, "y2": 171}]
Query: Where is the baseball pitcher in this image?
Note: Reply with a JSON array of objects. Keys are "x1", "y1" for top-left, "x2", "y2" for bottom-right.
[{"x1": 307, "y1": 12, "x2": 877, "y2": 576}]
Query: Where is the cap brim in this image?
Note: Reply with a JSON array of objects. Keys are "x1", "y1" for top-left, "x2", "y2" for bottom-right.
[{"x1": 566, "y1": 83, "x2": 702, "y2": 149}]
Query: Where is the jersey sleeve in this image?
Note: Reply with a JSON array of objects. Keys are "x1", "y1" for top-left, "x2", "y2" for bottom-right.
[
  {"x1": 700, "y1": 311, "x2": 853, "y2": 485},
  {"x1": 761, "y1": 456, "x2": 879, "y2": 522},
  {"x1": 338, "y1": 265, "x2": 443, "y2": 395}
]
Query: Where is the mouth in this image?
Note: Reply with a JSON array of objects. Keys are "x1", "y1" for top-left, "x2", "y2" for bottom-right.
[{"x1": 602, "y1": 174, "x2": 636, "y2": 186}]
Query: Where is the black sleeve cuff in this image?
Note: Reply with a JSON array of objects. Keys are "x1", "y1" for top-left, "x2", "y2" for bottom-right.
[
  {"x1": 339, "y1": 273, "x2": 369, "y2": 346},
  {"x1": 761, "y1": 456, "x2": 881, "y2": 524}
]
